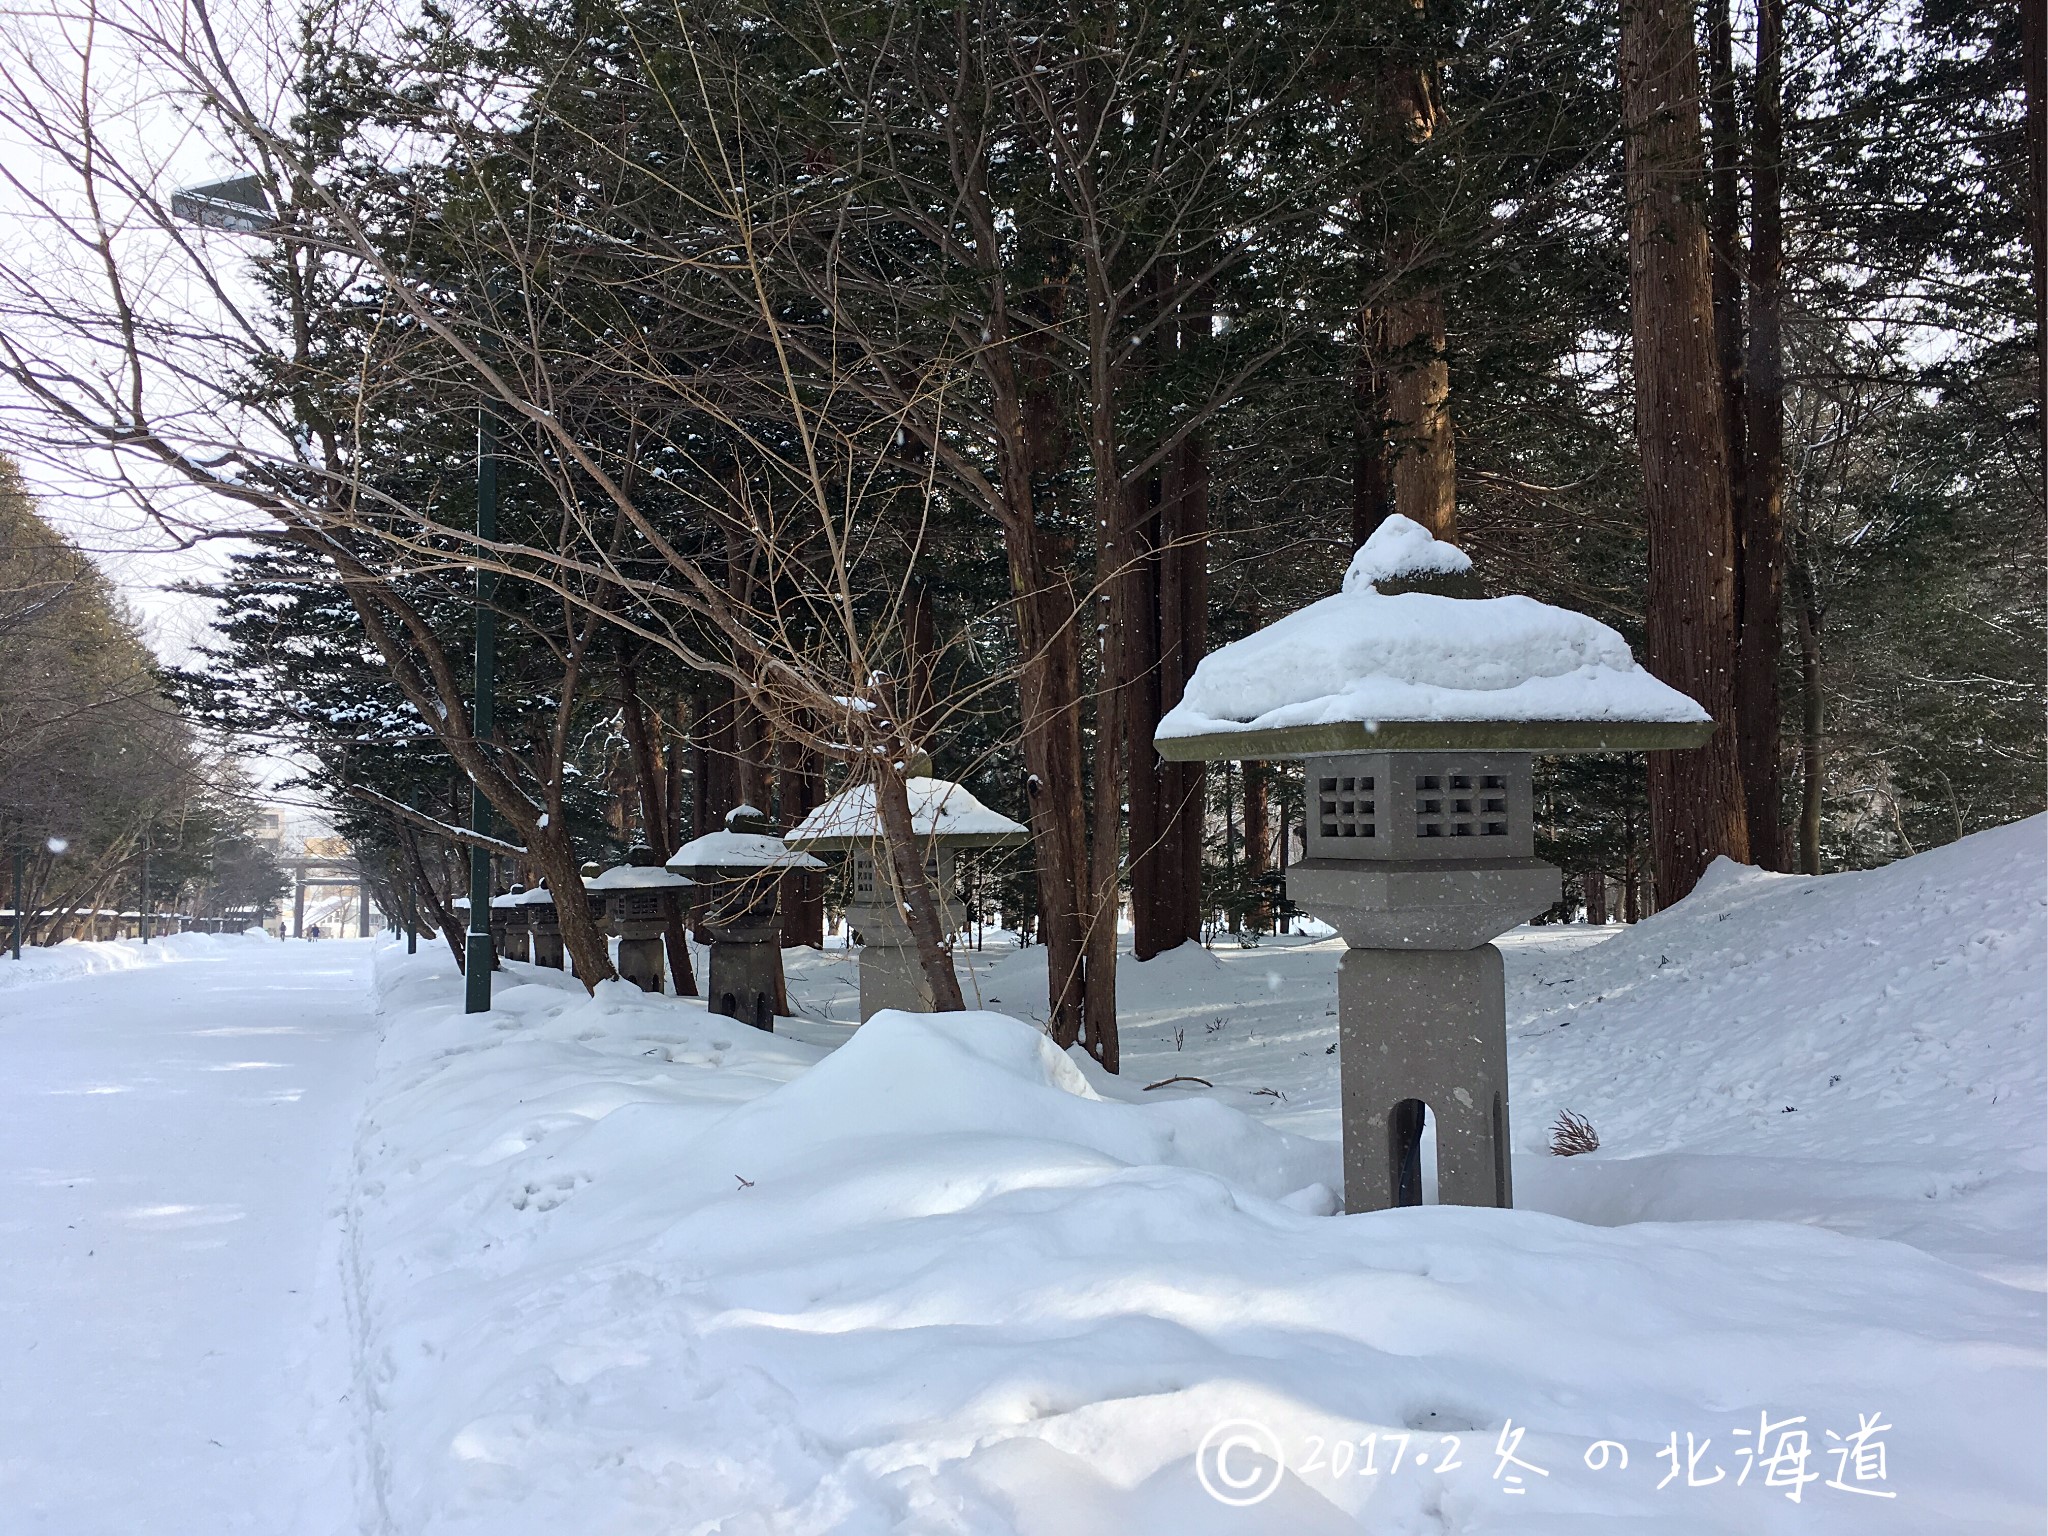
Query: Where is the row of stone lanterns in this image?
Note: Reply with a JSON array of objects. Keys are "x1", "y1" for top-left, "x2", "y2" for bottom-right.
[
  {"x1": 454, "y1": 784, "x2": 1017, "y2": 1035},
  {"x1": 449, "y1": 511, "x2": 1707, "y2": 1229}
]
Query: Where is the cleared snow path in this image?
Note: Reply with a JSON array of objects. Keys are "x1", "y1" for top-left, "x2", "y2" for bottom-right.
[{"x1": 0, "y1": 935, "x2": 376, "y2": 1535}]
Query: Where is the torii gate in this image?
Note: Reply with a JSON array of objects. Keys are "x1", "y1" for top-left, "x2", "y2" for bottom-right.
[{"x1": 281, "y1": 855, "x2": 373, "y2": 938}]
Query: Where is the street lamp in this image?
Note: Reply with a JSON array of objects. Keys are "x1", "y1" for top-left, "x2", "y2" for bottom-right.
[{"x1": 172, "y1": 174, "x2": 499, "y2": 1008}]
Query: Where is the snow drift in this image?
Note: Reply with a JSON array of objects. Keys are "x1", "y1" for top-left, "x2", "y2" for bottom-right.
[{"x1": 343, "y1": 820, "x2": 2045, "y2": 1534}]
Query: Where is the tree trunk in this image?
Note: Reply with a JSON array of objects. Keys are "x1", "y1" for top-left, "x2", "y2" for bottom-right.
[
  {"x1": 1704, "y1": 0, "x2": 1748, "y2": 517},
  {"x1": 1383, "y1": 294, "x2": 1457, "y2": 538},
  {"x1": 1621, "y1": 0, "x2": 1752, "y2": 902},
  {"x1": 871, "y1": 758, "x2": 966, "y2": 1013},
  {"x1": 1243, "y1": 760, "x2": 1270, "y2": 931},
  {"x1": 1352, "y1": 303, "x2": 1391, "y2": 549},
  {"x1": 778, "y1": 736, "x2": 824, "y2": 950},
  {"x1": 618, "y1": 656, "x2": 666, "y2": 851},
  {"x1": 1163, "y1": 428, "x2": 1210, "y2": 947},
  {"x1": 1792, "y1": 545, "x2": 1825, "y2": 875},
  {"x1": 1738, "y1": 0, "x2": 1788, "y2": 871},
  {"x1": 1582, "y1": 870, "x2": 1607, "y2": 925},
  {"x1": 1125, "y1": 473, "x2": 1168, "y2": 961},
  {"x1": 2025, "y1": 0, "x2": 2045, "y2": 429}
]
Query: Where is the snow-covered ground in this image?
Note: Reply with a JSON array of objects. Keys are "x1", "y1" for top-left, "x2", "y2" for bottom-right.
[
  {"x1": 0, "y1": 926, "x2": 272, "y2": 992},
  {"x1": 0, "y1": 934, "x2": 375, "y2": 1534},
  {"x1": 3, "y1": 821, "x2": 2042, "y2": 1533},
  {"x1": 341, "y1": 819, "x2": 2043, "y2": 1534}
]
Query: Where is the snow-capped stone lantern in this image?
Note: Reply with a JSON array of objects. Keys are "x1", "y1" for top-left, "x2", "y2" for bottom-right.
[
  {"x1": 487, "y1": 889, "x2": 521, "y2": 959},
  {"x1": 785, "y1": 776, "x2": 1029, "y2": 1021},
  {"x1": 499, "y1": 884, "x2": 532, "y2": 961},
  {"x1": 515, "y1": 883, "x2": 565, "y2": 969},
  {"x1": 668, "y1": 807, "x2": 823, "y2": 1031},
  {"x1": 1154, "y1": 516, "x2": 1714, "y2": 1215},
  {"x1": 586, "y1": 847, "x2": 695, "y2": 994}
]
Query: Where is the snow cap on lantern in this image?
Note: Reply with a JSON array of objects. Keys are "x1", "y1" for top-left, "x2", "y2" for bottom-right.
[{"x1": 1155, "y1": 514, "x2": 1712, "y2": 760}]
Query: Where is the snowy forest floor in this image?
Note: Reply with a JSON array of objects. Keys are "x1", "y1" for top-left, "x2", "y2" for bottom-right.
[{"x1": 2, "y1": 820, "x2": 2043, "y2": 1533}]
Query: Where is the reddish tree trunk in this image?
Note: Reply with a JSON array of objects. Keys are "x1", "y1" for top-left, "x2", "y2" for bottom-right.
[
  {"x1": 1352, "y1": 303, "x2": 1391, "y2": 549},
  {"x1": 1621, "y1": 0, "x2": 1752, "y2": 901},
  {"x1": 1166, "y1": 430, "x2": 1210, "y2": 944},
  {"x1": 1383, "y1": 294, "x2": 1457, "y2": 538}
]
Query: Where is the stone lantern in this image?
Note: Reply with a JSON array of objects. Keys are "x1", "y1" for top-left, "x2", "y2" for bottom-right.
[
  {"x1": 513, "y1": 883, "x2": 565, "y2": 969},
  {"x1": 487, "y1": 889, "x2": 524, "y2": 961},
  {"x1": 1154, "y1": 516, "x2": 1713, "y2": 1214},
  {"x1": 785, "y1": 775, "x2": 1028, "y2": 1021},
  {"x1": 499, "y1": 884, "x2": 532, "y2": 961},
  {"x1": 586, "y1": 847, "x2": 695, "y2": 994},
  {"x1": 668, "y1": 807, "x2": 823, "y2": 1031}
]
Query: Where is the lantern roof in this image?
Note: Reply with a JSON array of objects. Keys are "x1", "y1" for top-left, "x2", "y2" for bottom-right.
[
  {"x1": 666, "y1": 829, "x2": 825, "y2": 873},
  {"x1": 784, "y1": 776, "x2": 1029, "y2": 851},
  {"x1": 586, "y1": 863, "x2": 695, "y2": 892},
  {"x1": 1155, "y1": 517, "x2": 1713, "y2": 762},
  {"x1": 507, "y1": 884, "x2": 558, "y2": 906}
]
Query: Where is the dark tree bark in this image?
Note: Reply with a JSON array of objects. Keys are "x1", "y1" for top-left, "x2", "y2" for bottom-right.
[
  {"x1": 618, "y1": 657, "x2": 696, "y2": 994},
  {"x1": 1621, "y1": 0, "x2": 1753, "y2": 901},
  {"x1": 1162, "y1": 428, "x2": 1210, "y2": 948},
  {"x1": 2026, "y1": 0, "x2": 2045, "y2": 427},
  {"x1": 1582, "y1": 870, "x2": 1608, "y2": 924},
  {"x1": 1378, "y1": 30, "x2": 1457, "y2": 541},
  {"x1": 1243, "y1": 759, "x2": 1270, "y2": 930},
  {"x1": 1737, "y1": 0, "x2": 1789, "y2": 872},
  {"x1": 1352, "y1": 304, "x2": 1391, "y2": 549},
  {"x1": 1704, "y1": 0, "x2": 1748, "y2": 512},
  {"x1": 777, "y1": 736, "x2": 824, "y2": 950},
  {"x1": 1791, "y1": 537, "x2": 1825, "y2": 875},
  {"x1": 1125, "y1": 473, "x2": 1169, "y2": 961}
]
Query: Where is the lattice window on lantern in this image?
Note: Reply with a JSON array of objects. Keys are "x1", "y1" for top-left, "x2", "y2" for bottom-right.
[
  {"x1": 1414, "y1": 769, "x2": 1510, "y2": 841},
  {"x1": 1316, "y1": 773, "x2": 1376, "y2": 840},
  {"x1": 852, "y1": 855, "x2": 875, "y2": 899}
]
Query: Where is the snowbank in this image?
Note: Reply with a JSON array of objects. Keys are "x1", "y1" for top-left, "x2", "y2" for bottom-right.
[
  {"x1": 0, "y1": 929, "x2": 278, "y2": 992},
  {"x1": 345, "y1": 816, "x2": 2045, "y2": 1534},
  {"x1": 1511, "y1": 815, "x2": 2048, "y2": 1284}
]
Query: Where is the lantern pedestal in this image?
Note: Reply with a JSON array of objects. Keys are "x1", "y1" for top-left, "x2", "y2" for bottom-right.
[
  {"x1": 845, "y1": 850, "x2": 967, "y2": 1019},
  {"x1": 1275, "y1": 750, "x2": 1558, "y2": 1214},
  {"x1": 705, "y1": 918, "x2": 782, "y2": 1030},
  {"x1": 1335, "y1": 944, "x2": 1519, "y2": 1211}
]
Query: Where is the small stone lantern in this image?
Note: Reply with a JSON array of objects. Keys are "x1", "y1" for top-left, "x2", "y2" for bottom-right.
[
  {"x1": 1154, "y1": 517, "x2": 1713, "y2": 1214},
  {"x1": 785, "y1": 776, "x2": 1028, "y2": 1021},
  {"x1": 500, "y1": 884, "x2": 532, "y2": 961},
  {"x1": 517, "y1": 883, "x2": 565, "y2": 969},
  {"x1": 587, "y1": 847, "x2": 695, "y2": 994},
  {"x1": 487, "y1": 890, "x2": 520, "y2": 959},
  {"x1": 668, "y1": 807, "x2": 823, "y2": 1031}
]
